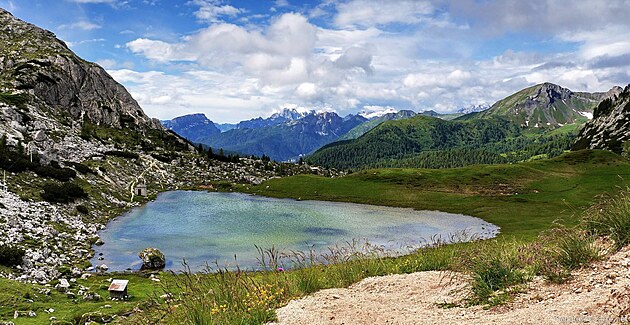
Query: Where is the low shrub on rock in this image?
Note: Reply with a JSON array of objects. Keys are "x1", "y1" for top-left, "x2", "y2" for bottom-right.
[
  {"x1": 0, "y1": 245, "x2": 25, "y2": 267},
  {"x1": 41, "y1": 182, "x2": 88, "y2": 203}
]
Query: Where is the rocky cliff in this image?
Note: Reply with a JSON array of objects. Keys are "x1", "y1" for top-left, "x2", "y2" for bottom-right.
[
  {"x1": 0, "y1": 8, "x2": 167, "y2": 163},
  {"x1": 573, "y1": 85, "x2": 630, "y2": 154}
]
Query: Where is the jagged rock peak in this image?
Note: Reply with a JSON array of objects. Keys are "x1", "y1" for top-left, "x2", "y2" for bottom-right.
[
  {"x1": 532, "y1": 82, "x2": 573, "y2": 100},
  {"x1": 0, "y1": 8, "x2": 162, "y2": 130},
  {"x1": 573, "y1": 84, "x2": 630, "y2": 153}
]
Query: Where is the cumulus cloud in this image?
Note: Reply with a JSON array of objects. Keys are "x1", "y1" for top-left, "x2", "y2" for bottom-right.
[
  {"x1": 333, "y1": 47, "x2": 373, "y2": 74},
  {"x1": 189, "y1": 0, "x2": 243, "y2": 23},
  {"x1": 115, "y1": 1, "x2": 629, "y2": 121}
]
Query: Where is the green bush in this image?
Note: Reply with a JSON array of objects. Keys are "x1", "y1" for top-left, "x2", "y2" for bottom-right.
[
  {"x1": 547, "y1": 227, "x2": 600, "y2": 270},
  {"x1": 0, "y1": 245, "x2": 25, "y2": 267},
  {"x1": 456, "y1": 241, "x2": 531, "y2": 305},
  {"x1": 34, "y1": 165, "x2": 76, "y2": 181},
  {"x1": 104, "y1": 150, "x2": 139, "y2": 159},
  {"x1": 0, "y1": 92, "x2": 29, "y2": 110},
  {"x1": 76, "y1": 204, "x2": 89, "y2": 214},
  {"x1": 41, "y1": 182, "x2": 88, "y2": 203}
]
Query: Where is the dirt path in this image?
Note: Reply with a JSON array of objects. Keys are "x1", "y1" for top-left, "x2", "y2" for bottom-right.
[{"x1": 271, "y1": 246, "x2": 630, "y2": 324}]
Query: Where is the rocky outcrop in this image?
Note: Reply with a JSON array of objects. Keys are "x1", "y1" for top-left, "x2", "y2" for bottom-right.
[
  {"x1": 139, "y1": 247, "x2": 166, "y2": 270},
  {"x1": 0, "y1": 8, "x2": 162, "y2": 130},
  {"x1": 573, "y1": 85, "x2": 630, "y2": 154}
]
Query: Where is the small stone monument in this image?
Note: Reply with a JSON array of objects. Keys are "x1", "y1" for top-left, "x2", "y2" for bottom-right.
[{"x1": 134, "y1": 183, "x2": 147, "y2": 197}]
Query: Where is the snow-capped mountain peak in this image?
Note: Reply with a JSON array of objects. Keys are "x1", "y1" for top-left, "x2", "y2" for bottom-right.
[
  {"x1": 269, "y1": 107, "x2": 314, "y2": 120},
  {"x1": 358, "y1": 106, "x2": 398, "y2": 119}
]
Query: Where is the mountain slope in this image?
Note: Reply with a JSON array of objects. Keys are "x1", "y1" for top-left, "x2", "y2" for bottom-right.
[
  {"x1": 308, "y1": 115, "x2": 523, "y2": 169},
  {"x1": 162, "y1": 113, "x2": 221, "y2": 142},
  {"x1": 573, "y1": 84, "x2": 630, "y2": 153},
  {"x1": 199, "y1": 112, "x2": 367, "y2": 161},
  {"x1": 0, "y1": 9, "x2": 178, "y2": 164},
  {"x1": 0, "y1": 8, "x2": 331, "y2": 285},
  {"x1": 338, "y1": 110, "x2": 417, "y2": 140},
  {"x1": 464, "y1": 83, "x2": 605, "y2": 128}
]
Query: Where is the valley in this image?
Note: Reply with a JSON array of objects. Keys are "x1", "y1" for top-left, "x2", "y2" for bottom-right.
[{"x1": 0, "y1": 3, "x2": 629, "y2": 325}]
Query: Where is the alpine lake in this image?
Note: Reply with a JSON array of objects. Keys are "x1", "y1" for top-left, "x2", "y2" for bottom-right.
[{"x1": 91, "y1": 191, "x2": 499, "y2": 272}]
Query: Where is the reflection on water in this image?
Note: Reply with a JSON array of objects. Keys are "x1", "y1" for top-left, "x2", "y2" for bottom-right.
[{"x1": 91, "y1": 191, "x2": 499, "y2": 272}]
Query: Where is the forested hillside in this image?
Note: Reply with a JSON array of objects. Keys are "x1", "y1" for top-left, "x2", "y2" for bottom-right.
[{"x1": 307, "y1": 115, "x2": 551, "y2": 169}]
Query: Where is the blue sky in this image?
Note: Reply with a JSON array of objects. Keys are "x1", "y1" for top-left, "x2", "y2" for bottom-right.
[{"x1": 2, "y1": 0, "x2": 629, "y2": 122}]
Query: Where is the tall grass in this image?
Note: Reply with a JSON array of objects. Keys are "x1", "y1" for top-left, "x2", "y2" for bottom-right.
[
  {"x1": 148, "y1": 238, "x2": 462, "y2": 324},
  {"x1": 583, "y1": 187, "x2": 630, "y2": 250},
  {"x1": 454, "y1": 240, "x2": 533, "y2": 306}
]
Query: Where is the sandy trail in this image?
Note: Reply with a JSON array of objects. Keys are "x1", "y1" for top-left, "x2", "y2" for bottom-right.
[{"x1": 271, "y1": 246, "x2": 630, "y2": 324}]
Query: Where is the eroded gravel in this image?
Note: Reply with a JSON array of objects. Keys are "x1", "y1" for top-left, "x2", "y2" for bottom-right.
[{"x1": 271, "y1": 246, "x2": 630, "y2": 324}]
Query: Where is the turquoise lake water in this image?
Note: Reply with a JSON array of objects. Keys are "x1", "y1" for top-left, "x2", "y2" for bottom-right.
[{"x1": 91, "y1": 191, "x2": 499, "y2": 272}]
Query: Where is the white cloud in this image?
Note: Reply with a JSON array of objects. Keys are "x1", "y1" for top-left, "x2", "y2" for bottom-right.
[
  {"x1": 334, "y1": 0, "x2": 435, "y2": 27},
  {"x1": 58, "y1": 20, "x2": 101, "y2": 31},
  {"x1": 333, "y1": 47, "x2": 373, "y2": 74},
  {"x1": 446, "y1": 0, "x2": 630, "y2": 36},
  {"x1": 295, "y1": 82, "x2": 317, "y2": 98},
  {"x1": 96, "y1": 59, "x2": 117, "y2": 69},
  {"x1": 65, "y1": 38, "x2": 106, "y2": 47},
  {"x1": 117, "y1": 1, "x2": 629, "y2": 121},
  {"x1": 274, "y1": 0, "x2": 289, "y2": 7},
  {"x1": 189, "y1": 0, "x2": 243, "y2": 23}
]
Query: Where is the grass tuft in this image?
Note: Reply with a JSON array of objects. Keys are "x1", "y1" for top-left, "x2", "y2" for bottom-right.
[{"x1": 583, "y1": 187, "x2": 630, "y2": 250}]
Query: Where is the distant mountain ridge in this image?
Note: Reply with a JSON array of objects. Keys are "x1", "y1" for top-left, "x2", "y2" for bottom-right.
[
  {"x1": 463, "y1": 83, "x2": 606, "y2": 127},
  {"x1": 197, "y1": 111, "x2": 367, "y2": 161},
  {"x1": 162, "y1": 113, "x2": 220, "y2": 143},
  {"x1": 308, "y1": 115, "x2": 524, "y2": 169}
]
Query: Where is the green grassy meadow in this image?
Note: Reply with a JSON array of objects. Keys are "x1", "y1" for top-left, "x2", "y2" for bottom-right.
[
  {"x1": 1, "y1": 149, "x2": 628, "y2": 324},
  {"x1": 249, "y1": 150, "x2": 629, "y2": 239}
]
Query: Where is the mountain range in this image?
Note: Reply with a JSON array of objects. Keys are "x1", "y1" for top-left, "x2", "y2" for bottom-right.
[
  {"x1": 196, "y1": 110, "x2": 367, "y2": 161},
  {"x1": 161, "y1": 83, "x2": 619, "y2": 163},
  {"x1": 162, "y1": 105, "x2": 491, "y2": 161},
  {"x1": 306, "y1": 83, "x2": 625, "y2": 170}
]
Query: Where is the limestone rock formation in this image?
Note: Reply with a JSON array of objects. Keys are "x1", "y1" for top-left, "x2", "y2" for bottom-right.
[
  {"x1": 0, "y1": 8, "x2": 162, "y2": 130},
  {"x1": 138, "y1": 247, "x2": 166, "y2": 270},
  {"x1": 573, "y1": 85, "x2": 630, "y2": 154}
]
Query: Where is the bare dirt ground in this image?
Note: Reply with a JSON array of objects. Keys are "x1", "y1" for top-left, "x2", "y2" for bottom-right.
[{"x1": 271, "y1": 246, "x2": 630, "y2": 324}]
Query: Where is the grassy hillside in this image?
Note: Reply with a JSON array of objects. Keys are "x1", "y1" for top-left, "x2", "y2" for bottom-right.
[
  {"x1": 253, "y1": 150, "x2": 630, "y2": 239},
  {"x1": 338, "y1": 110, "x2": 417, "y2": 140}
]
